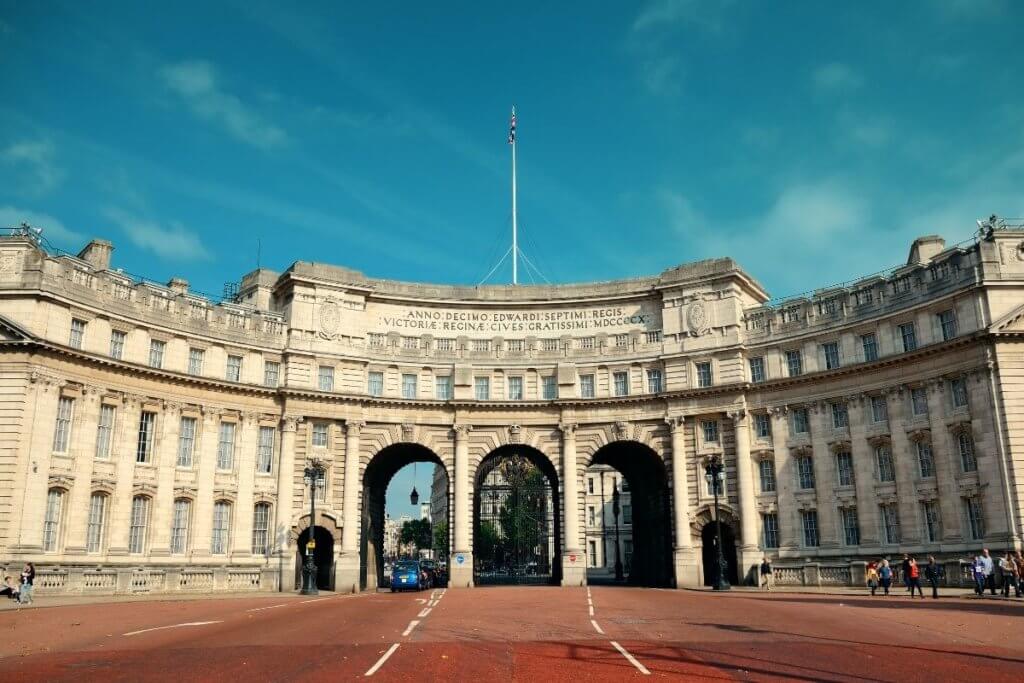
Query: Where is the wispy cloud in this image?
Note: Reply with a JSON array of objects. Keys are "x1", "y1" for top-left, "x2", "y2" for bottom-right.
[
  {"x1": 631, "y1": 0, "x2": 733, "y2": 34},
  {"x1": 103, "y1": 207, "x2": 212, "y2": 261},
  {"x1": 1, "y1": 139, "x2": 63, "y2": 195},
  {"x1": 811, "y1": 62, "x2": 864, "y2": 93},
  {"x1": 0, "y1": 205, "x2": 86, "y2": 247},
  {"x1": 159, "y1": 60, "x2": 287, "y2": 150}
]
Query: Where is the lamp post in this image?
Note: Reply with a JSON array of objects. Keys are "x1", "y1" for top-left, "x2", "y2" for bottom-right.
[
  {"x1": 612, "y1": 483, "x2": 624, "y2": 582},
  {"x1": 704, "y1": 455, "x2": 731, "y2": 591},
  {"x1": 301, "y1": 459, "x2": 326, "y2": 595}
]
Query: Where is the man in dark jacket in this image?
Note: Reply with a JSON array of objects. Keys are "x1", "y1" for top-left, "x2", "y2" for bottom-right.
[
  {"x1": 924, "y1": 556, "x2": 942, "y2": 599},
  {"x1": 900, "y1": 554, "x2": 912, "y2": 593}
]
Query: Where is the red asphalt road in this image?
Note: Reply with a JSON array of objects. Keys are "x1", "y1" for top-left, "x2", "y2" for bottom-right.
[{"x1": 0, "y1": 586, "x2": 1022, "y2": 681}]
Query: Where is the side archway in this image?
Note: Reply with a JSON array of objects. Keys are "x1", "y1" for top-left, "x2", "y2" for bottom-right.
[{"x1": 693, "y1": 507, "x2": 740, "y2": 586}]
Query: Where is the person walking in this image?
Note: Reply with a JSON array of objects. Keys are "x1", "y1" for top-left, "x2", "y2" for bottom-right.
[
  {"x1": 878, "y1": 559, "x2": 893, "y2": 596},
  {"x1": 759, "y1": 557, "x2": 773, "y2": 591},
  {"x1": 1015, "y1": 552, "x2": 1024, "y2": 598},
  {"x1": 18, "y1": 562, "x2": 34, "y2": 605},
  {"x1": 980, "y1": 549, "x2": 996, "y2": 596},
  {"x1": 866, "y1": 562, "x2": 880, "y2": 596},
  {"x1": 1000, "y1": 553, "x2": 1018, "y2": 598},
  {"x1": 972, "y1": 555, "x2": 987, "y2": 596},
  {"x1": 907, "y1": 558, "x2": 924, "y2": 598},
  {"x1": 924, "y1": 556, "x2": 941, "y2": 599},
  {"x1": 900, "y1": 554, "x2": 912, "y2": 594}
]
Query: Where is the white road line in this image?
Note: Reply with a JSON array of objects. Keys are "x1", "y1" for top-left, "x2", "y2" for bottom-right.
[
  {"x1": 364, "y1": 643, "x2": 400, "y2": 677},
  {"x1": 427, "y1": 600, "x2": 437, "y2": 607},
  {"x1": 300, "y1": 598, "x2": 327, "y2": 604},
  {"x1": 588, "y1": 605, "x2": 594, "y2": 616},
  {"x1": 402, "y1": 620, "x2": 420, "y2": 637},
  {"x1": 610, "y1": 641, "x2": 650, "y2": 675},
  {"x1": 246, "y1": 603, "x2": 289, "y2": 612},
  {"x1": 415, "y1": 598, "x2": 428, "y2": 604},
  {"x1": 590, "y1": 620, "x2": 605, "y2": 635},
  {"x1": 417, "y1": 608, "x2": 432, "y2": 618},
  {"x1": 123, "y1": 621, "x2": 222, "y2": 637}
]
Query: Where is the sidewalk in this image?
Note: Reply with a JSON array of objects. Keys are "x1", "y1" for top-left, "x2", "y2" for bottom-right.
[
  {"x1": 1, "y1": 589, "x2": 332, "y2": 611},
  {"x1": 684, "y1": 584, "x2": 1024, "y2": 600}
]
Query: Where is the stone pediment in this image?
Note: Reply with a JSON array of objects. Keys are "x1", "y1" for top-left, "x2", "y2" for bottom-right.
[
  {"x1": 992, "y1": 301, "x2": 1024, "y2": 333},
  {"x1": 0, "y1": 313, "x2": 34, "y2": 342}
]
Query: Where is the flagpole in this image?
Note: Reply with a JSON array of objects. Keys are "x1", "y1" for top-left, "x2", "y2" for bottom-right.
[{"x1": 511, "y1": 107, "x2": 518, "y2": 286}]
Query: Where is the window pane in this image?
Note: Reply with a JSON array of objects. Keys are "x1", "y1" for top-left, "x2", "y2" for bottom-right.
[
  {"x1": 257, "y1": 426, "x2": 275, "y2": 473},
  {"x1": 368, "y1": 371, "x2": 383, "y2": 396},
  {"x1": 170, "y1": 499, "x2": 191, "y2": 554},
  {"x1": 43, "y1": 489, "x2": 64, "y2": 551},
  {"x1": 218, "y1": 422, "x2": 236, "y2": 470},
  {"x1": 614, "y1": 371, "x2": 629, "y2": 396},
  {"x1": 137, "y1": 411, "x2": 155, "y2": 463},
  {"x1": 212, "y1": 501, "x2": 232, "y2": 554},
  {"x1": 252, "y1": 503, "x2": 271, "y2": 555},
  {"x1": 53, "y1": 396, "x2": 75, "y2": 453},
  {"x1": 129, "y1": 496, "x2": 150, "y2": 554},
  {"x1": 508, "y1": 376, "x2": 523, "y2": 400},
  {"x1": 474, "y1": 377, "x2": 490, "y2": 400},
  {"x1": 580, "y1": 374, "x2": 595, "y2": 398},
  {"x1": 86, "y1": 493, "x2": 107, "y2": 553},
  {"x1": 401, "y1": 374, "x2": 417, "y2": 399}
]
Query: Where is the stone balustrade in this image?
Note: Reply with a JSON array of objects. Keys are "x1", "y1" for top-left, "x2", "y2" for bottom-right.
[{"x1": 1, "y1": 565, "x2": 279, "y2": 596}]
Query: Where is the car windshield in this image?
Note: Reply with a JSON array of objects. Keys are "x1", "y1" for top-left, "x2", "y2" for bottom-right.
[{"x1": 395, "y1": 562, "x2": 418, "y2": 571}]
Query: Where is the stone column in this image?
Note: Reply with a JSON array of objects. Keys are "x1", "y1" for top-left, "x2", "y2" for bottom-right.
[
  {"x1": 14, "y1": 380, "x2": 61, "y2": 551},
  {"x1": 231, "y1": 414, "x2": 259, "y2": 561},
  {"x1": 64, "y1": 387, "x2": 104, "y2": 554},
  {"x1": 108, "y1": 395, "x2": 142, "y2": 557},
  {"x1": 449, "y1": 424, "x2": 474, "y2": 588},
  {"x1": 770, "y1": 408, "x2": 799, "y2": 553},
  {"x1": 668, "y1": 416, "x2": 698, "y2": 587},
  {"x1": 148, "y1": 401, "x2": 181, "y2": 557},
  {"x1": 336, "y1": 419, "x2": 364, "y2": 593},
  {"x1": 192, "y1": 409, "x2": 221, "y2": 561},
  {"x1": 926, "y1": 382, "x2": 961, "y2": 541},
  {"x1": 887, "y1": 388, "x2": 921, "y2": 544},
  {"x1": 560, "y1": 422, "x2": 585, "y2": 586},
  {"x1": 274, "y1": 415, "x2": 300, "y2": 588},
  {"x1": 808, "y1": 404, "x2": 839, "y2": 550},
  {"x1": 848, "y1": 396, "x2": 880, "y2": 547},
  {"x1": 731, "y1": 410, "x2": 760, "y2": 583}
]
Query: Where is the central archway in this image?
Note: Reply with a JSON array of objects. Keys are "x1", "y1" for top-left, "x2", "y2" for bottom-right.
[
  {"x1": 473, "y1": 444, "x2": 561, "y2": 585},
  {"x1": 360, "y1": 443, "x2": 450, "y2": 591}
]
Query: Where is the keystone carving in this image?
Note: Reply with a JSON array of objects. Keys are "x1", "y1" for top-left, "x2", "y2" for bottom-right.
[{"x1": 508, "y1": 424, "x2": 522, "y2": 444}]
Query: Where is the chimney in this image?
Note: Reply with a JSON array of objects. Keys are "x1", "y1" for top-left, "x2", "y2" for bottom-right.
[
  {"x1": 77, "y1": 239, "x2": 114, "y2": 271},
  {"x1": 168, "y1": 277, "x2": 189, "y2": 295}
]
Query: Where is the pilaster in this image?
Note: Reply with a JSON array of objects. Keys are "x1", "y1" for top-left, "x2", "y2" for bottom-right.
[
  {"x1": 560, "y1": 422, "x2": 586, "y2": 586},
  {"x1": 449, "y1": 423, "x2": 474, "y2": 588},
  {"x1": 336, "y1": 419, "x2": 364, "y2": 593}
]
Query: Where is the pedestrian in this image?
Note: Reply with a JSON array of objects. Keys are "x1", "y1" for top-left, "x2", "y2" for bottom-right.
[
  {"x1": 900, "y1": 554, "x2": 912, "y2": 594},
  {"x1": 866, "y1": 562, "x2": 880, "y2": 596},
  {"x1": 1000, "y1": 553, "x2": 1018, "y2": 598},
  {"x1": 972, "y1": 555, "x2": 986, "y2": 596},
  {"x1": 878, "y1": 559, "x2": 893, "y2": 596},
  {"x1": 1015, "y1": 552, "x2": 1024, "y2": 598},
  {"x1": 759, "y1": 556, "x2": 773, "y2": 591},
  {"x1": 18, "y1": 562, "x2": 34, "y2": 605},
  {"x1": 0, "y1": 576, "x2": 19, "y2": 601},
  {"x1": 924, "y1": 556, "x2": 941, "y2": 599},
  {"x1": 907, "y1": 558, "x2": 924, "y2": 598},
  {"x1": 980, "y1": 549, "x2": 996, "y2": 596}
]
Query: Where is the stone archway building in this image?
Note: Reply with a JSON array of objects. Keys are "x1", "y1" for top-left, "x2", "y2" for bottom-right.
[{"x1": 1, "y1": 223, "x2": 1022, "y2": 594}]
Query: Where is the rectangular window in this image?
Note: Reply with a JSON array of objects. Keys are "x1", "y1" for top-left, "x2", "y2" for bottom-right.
[
  {"x1": 938, "y1": 309, "x2": 957, "y2": 341},
  {"x1": 588, "y1": 540, "x2": 597, "y2": 567},
  {"x1": 543, "y1": 375, "x2": 558, "y2": 400},
  {"x1": 436, "y1": 375, "x2": 452, "y2": 400},
  {"x1": 614, "y1": 333, "x2": 629, "y2": 348},
  {"x1": 474, "y1": 376, "x2": 490, "y2": 400},
  {"x1": 177, "y1": 416, "x2": 197, "y2": 468},
  {"x1": 588, "y1": 477, "x2": 595, "y2": 494},
  {"x1": 785, "y1": 349, "x2": 803, "y2": 377},
  {"x1": 951, "y1": 378, "x2": 969, "y2": 409},
  {"x1": 136, "y1": 411, "x2": 155, "y2": 463},
  {"x1": 841, "y1": 507, "x2": 860, "y2": 546},
  {"x1": 211, "y1": 501, "x2": 231, "y2": 555},
  {"x1": 109, "y1": 330, "x2": 126, "y2": 359},
  {"x1": 149, "y1": 339, "x2": 165, "y2": 369},
  {"x1": 917, "y1": 441, "x2": 935, "y2": 478},
  {"x1": 623, "y1": 504, "x2": 632, "y2": 525},
  {"x1": 797, "y1": 455, "x2": 815, "y2": 489},
  {"x1": 758, "y1": 459, "x2": 776, "y2": 493},
  {"x1": 646, "y1": 369, "x2": 663, "y2": 393},
  {"x1": 911, "y1": 387, "x2": 929, "y2": 416},
  {"x1": 252, "y1": 503, "x2": 271, "y2": 555},
  {"x1": 922, "y1": 501, "x2": 941, "y2": 542},
  {"x1": 318, "y1": 366, "x2": 335, "y2": 392},
  {"x1": 472, "y1": 339, "x2": 491, "y2": 352},
  {"x1": 831, "y1": 402, "x2": 848, "y2": 429},
  {"x1": 695, "y1": 362, "x2": 713, "y2": 388},
  {"x1": 861, "y1": 333, "x2": 878, "y2": 362},
  {"x1": 508, "y1": 376, "x2": 524, "y2": 400},
  {"x1": 792, "y1": 408, "x2": 809, "y2": 434},
  {"x1": 217, "y1": 422, "x2": 236, "y2": 470},
  {"x1": 257, "y1": 426, "x2": 275, "y2": 474},
  {"x1": 69, "y1": 318, "x2": 86, "y2": 349},
  {"x1": 754, "y1": 413, "x2": 772, "y2": 439},
  {"x1": 899, "y1": 323, "x2": 917, "y2": 352},
  {"x1": 42, "y1": 489, "x2": 64, "y2": 551},
  {"x1": 613, "y1": 371, "x2": 629, "y2": 396},
  {"x1": 579, "y1": 336, "x2": 596, "y2": 350},
  {"x1": 312, "y1": 422, "x2": 328, "y2": 448},
  {"x1": 702, "y1": 419, "x2": 719, "y2": 443},
  {"x1": 762, "y1": 513, "x2": 779, "y2": 549},
  {"x1": 881, "y1": 503, "x2": 901, "y2": 544},
  {"x1": 401, "y1": 373, "x2": 417, "y2": 399},
  {"x1": 957, "y1": 432, "x2": 977, "y2": 472},
  {"x1": 226, "y1": 355, "x2": 242, "y2": 382},
  {"x1": 86, "y1": 493, "x2": 107, "y2": 553},
  {"x1": 580, "y1": 374, "x2": 595, "y2": 398},
  {"x1": 822, "y1": 342, "x2": 841, "y2": 370},
  {"x1": 95, "y1": 404, "x2": 115, "y2": 459},
  {"x1": 129, "y1": 496, "x2": 150, "y2": 554},
  {"x1": 170, "y1": 499, "x2": 191, "y2": 554},
  {"x1": 188, "y1": 348, "x2": 205, "y2": 375},
  {"x1": 368, "y1": 371, "x2": 384, "y2": 397},
  {"x1": 588, "y1": 506, "x2": 596, "y2": 526},
  {"x1": 964, "y1": 497, "x2": 984, "y2": 540},
  {"x1": 801, "y1": 509, "x2": 819, "y2": 547},
  {"x1": 876, "y1": 445, "x2": 896, "y2": 482},
  {"x1": 836, "y1": 451, "x2": 855, "y2": 487},
  {"x1": 53, "y1": 396, "x2": 74, "y2": 453},
  {"x1": 263, "y1": 361, "x2": 280, "y2": 388},
  {"x1": 749, "y1": 356, "x2": 766, "y2": 383},
  {"x1": 871, "y1": 396, "x2": 888, "y2": 423}
]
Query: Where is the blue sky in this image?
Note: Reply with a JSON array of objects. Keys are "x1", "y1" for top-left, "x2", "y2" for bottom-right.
[{"x1": 3, "y1": 1, "x2": 1024, "y2": 518}]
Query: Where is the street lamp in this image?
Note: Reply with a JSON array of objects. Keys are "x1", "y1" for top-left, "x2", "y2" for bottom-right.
[
  {"x1": 410, "y1": 461, "x2": 419, "y2": 506},
  {"x1": 612, "y1": 482, "x2": 624, "y2": 582},
  {"x1": 301, "y1": 459, "x2": 326, "y2": 595},
  {"x1": 704, "y1": 455, "x2": 731, "y2": 591}
]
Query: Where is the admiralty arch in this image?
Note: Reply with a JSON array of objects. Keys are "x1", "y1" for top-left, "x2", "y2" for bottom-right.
[{"x1": 1, "y1": 221, "x2": 1022, "y2": 595}]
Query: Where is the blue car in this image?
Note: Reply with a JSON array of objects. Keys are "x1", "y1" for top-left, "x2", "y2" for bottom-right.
[{"x1": 390, "y1": 560, "x2": 429, "y2": 592}]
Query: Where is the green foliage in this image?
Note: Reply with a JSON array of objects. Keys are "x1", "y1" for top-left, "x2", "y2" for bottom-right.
[
  {"x1": 476, "y1": 520, "x2": 501, "y2": 563},
  {"x1": 432, "y1": 520, "x2": 448, "y2": 556},
  {"x1": 399, "y1": 518, "x2": 432, "y2": 553}
]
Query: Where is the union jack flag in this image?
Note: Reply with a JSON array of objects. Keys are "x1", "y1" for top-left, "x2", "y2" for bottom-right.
[{"x1": 508, "y1": 109, "x2": 516, "y2": 144}]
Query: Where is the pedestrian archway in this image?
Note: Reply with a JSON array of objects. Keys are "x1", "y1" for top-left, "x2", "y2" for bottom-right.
[
  {"x1": 361, "y1": 443, "x2": 450, "y2": 591},
  {"x1": 586, "y1": 441, "x2": 673, "y2": 587},
  {"x1": 296, "y1": 525, "x2": 335, "y2": 590},
  {"x1": 473, "y1": 445, "x2": 561, "y2": 585},
  {"x1": 701, "y1": 519, "x2": 739, "y2": 586}
]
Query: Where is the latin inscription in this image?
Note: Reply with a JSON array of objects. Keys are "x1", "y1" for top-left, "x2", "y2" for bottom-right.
[{"x1": 375, "y1": 304, "x2": 658, "y2": 335}]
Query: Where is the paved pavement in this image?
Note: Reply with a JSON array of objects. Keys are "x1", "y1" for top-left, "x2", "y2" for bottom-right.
[{"x1": 0, "y1": 585, "x2": 1021, "y2": 680}]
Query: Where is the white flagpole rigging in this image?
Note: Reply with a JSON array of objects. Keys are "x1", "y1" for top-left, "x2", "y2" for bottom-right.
[{"x1": 510, "y1": 106, "x2": 518, "y2": 285}]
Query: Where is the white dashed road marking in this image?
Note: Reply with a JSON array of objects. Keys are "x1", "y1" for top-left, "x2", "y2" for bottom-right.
[
  {"x1": 365, "y1": 643, "x2": 400, "y2": 677},
  {"x1": 418, "y1": 608, "x2": 432, "y2": 618},
  {"x1": 590, "y1": 620, "x2": 604, "y2": 635},
  {"x1": 402, "y1": 620, "x2": 420, "y2": 637},
  {"x1": 123, "y1": 621, "x2": 222, "y2": 637},
  {"x1": 611, "y1": 641, "x2": 650, "y2": 675},
  {"x1": 246, "y1": 603, "x2": 289, "y2": 612}
]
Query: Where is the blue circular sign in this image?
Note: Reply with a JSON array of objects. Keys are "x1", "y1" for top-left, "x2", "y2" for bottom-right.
[{"x1": 456, "y1": 554, "x2": 465, "y2": 565}]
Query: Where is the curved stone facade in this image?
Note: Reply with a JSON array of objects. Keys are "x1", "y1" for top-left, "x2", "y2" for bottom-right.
[{"x1": 1, "y1": 223, "x2": 1022, "y2": 594}]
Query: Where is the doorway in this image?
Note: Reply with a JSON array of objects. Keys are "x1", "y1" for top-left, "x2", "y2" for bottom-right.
[
  {"x1": 701, "y1": 520, "x2": 738, "y2": 586},
  {"x1": 297, "y1": 526, "x2": 335, "y2": 590}
]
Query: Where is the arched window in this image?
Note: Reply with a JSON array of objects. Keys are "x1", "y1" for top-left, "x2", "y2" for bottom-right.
[
  {"x1": 86, "y1": 492, "x2": 109, "y2": 553},
  {"x1": 211, "y1": 500, "x2": 232, "y2": 555},
  {"x1": 42, "y1": 488, "x2": 65, "y2": 552},
  {"x1": 170, "y1": 498, "x2": 192, "y2": 554},
  {"x1": 252, "y1": 502, "x2": 271, "y2": 555},
  {"x1": 128, "y1": 495, "x2": 151, "y2": 554}
]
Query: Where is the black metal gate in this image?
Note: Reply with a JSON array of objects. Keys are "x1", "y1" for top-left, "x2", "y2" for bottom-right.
[{"x1": 475, "y1": 455, "x2": 554, "y2": 585}]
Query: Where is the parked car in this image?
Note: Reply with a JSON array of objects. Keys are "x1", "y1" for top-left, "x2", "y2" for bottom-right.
[
  {"x1": 390, "y1": 560, "x2": 429, "y2": 592},
  {"x1": 420, "y1": 559, "x2": 440, "y2": 586}
]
